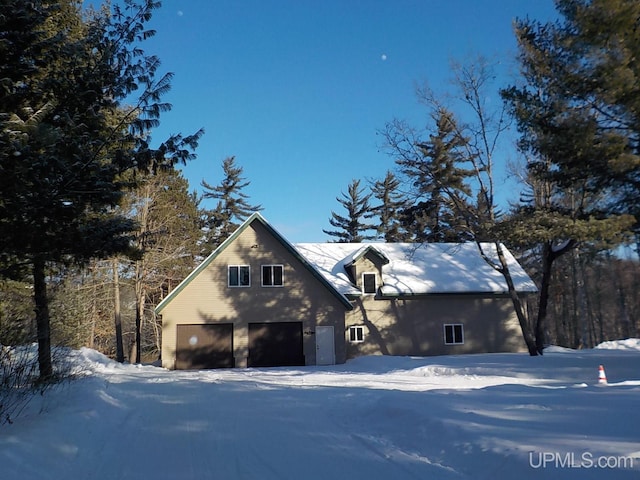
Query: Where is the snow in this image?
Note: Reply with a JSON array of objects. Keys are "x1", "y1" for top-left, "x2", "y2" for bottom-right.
[
  {"x1": 2, "y1": 342, "x2": 640, "y2": 479},
  {"x1": 294, "y1": 242, "x2": 538, "y2": 296},
  {"x1": 594, "y1": 338, "x2": 640, "y2": 351}
]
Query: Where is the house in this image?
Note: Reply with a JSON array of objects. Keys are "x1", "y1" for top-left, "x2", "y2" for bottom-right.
[{"x1": 155, "y1": 213, "x2": 537, "y2": 369}]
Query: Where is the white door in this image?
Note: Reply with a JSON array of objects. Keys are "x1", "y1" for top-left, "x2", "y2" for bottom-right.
[{"x1": 315, "y1": 326, "x2": 335, "y2": 365}]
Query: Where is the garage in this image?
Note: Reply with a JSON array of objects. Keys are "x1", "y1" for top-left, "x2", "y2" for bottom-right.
[
  {"x1": 248, "y1": 322, "x2": 304, "y2": 367},
  {"x1": 175, "y1": 324, "x2": 234, "y2": 369}
]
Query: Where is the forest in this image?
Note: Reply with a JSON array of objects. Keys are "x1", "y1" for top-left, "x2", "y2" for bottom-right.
[{"x1": 0, "y1": 0, "x2": 639, "y2": 382}]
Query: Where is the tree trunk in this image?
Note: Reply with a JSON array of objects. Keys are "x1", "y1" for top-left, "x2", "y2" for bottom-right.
[
  {"x1": 576, "y1": 251, "x2": 591, "y2": 348},
  {"x1": 128, "y1": 340, "x2": 138, "y2": 364},
  {"x1": 113, "y1": 258, "x2": 124, "y2": 363},
  {"x1": 33, "y1": 257, "x2": 53, "y2": 380},
  {"x1": 135, "y1": 260, "x2": 143, "y2": 364},
  {"x1": 135, "y1": 303, "x2": 141, "y2": 364},
  {"x1": 534, "y1": 240, "x2": 576, "y2": 353},
  {"x1": 494, "y1": 242, "x2": 538, "y2": 356},
  {"x1": 87, "y1": 265, "x2": 96, "y2": 349},
  {"x1": 535, "y1": 244, "x2": 553, "y2": 354},
  {"x1": 611, "y1": 255, "x2": 633, "y2": 339}
]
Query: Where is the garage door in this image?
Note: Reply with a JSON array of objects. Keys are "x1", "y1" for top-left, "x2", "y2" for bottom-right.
[
  {"x1": 248, "y1": 322, "x2": 304, "y2": 367},
  {"x1": 176, "y1": 324, "x2": 234, "y2": 369}
]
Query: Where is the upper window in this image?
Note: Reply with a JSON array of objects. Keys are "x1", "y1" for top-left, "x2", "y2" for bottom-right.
[
  {"x1": 362, "y1": 272, "x2": 377, "y2": 294},
  {"x1": 444, "y1": 324, "x2": 464, "y2": 345},
  {"x1": 262, "y1": 265, "x2": 284, "y2": 287},
  {"x1": 228, "y1": 265, "x2": 250, "y2": 287}
]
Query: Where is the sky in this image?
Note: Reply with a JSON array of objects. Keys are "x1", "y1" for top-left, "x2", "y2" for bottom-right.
[{"x1": 140, "y1": 0, "x2": 560, "y2": 242}]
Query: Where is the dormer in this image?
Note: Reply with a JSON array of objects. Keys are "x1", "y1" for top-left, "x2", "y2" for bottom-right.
[{"x1": 343, "y1": 245, "x2": 389, "y2": 295}]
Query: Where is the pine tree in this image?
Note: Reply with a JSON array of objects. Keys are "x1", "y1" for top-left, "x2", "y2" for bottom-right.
[
  {"x1": 368, "y1": 171, "x2": 408, "y2": 242},
  {"x1": 324, "y1": 179, "x2": 376, "y2": 243},
  {"x1": 393, "y1": 108, "x2": 475, "y2": 242},
  {"x1": 0, "y1": 0, "x2": 202, "y2": 378},
  {"x1": 501, "y1": 0, "x2": 638, "y2": 352},
  {"x1": 201, "y1": 156, "x2": 262, "y2": 248},
  {"x1": 552, "y1": 0, "x2": 640, "y2": 251}
]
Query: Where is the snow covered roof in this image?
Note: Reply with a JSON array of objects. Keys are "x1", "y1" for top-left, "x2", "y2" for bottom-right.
[
  {"x1": 294, "y1": 242, "x2": 538, "y2": 296},
  {"x1": 156, "y1": 214, "x2": 537, "y2": 316}
]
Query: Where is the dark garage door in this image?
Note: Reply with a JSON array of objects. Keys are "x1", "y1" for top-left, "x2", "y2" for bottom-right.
[
  {"x1": 248, "y1": 322, "x2": 304, "y2": 367},
  {"x1": 176, "y1": 324, "x2": 234, "y2": 369}
]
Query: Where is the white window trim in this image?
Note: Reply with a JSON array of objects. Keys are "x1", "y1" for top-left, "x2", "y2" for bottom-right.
[
  {"x1": 443, "y1": 323, "x2": 464, "y2": 345},
  {"x1": 361, "y1": 272, "x2": 377, "y2": 295},
  {"x1": 261, "y1": 264, "x2": 284, "y2": 287},
  {"x1": 228, "y1": 265, "x2": 250, "y2": 287},
  {"x1": 348, "y1": 325, "x2": 365, "y2": 343}
]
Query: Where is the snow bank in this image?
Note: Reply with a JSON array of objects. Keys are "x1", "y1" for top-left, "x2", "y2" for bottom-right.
[
  {"x1": 544, "y1": 339, "x2": 640, "y2": 353},
  {"x1": 594, "y1": 338, "x2": 640, "y2": 351}
]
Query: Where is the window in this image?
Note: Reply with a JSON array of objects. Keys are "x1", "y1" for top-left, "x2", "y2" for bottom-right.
[
  {"x1": 444, "y1": 324, "x2": 464, "y2": 345},
  {"x1": 228, "y1": 265, "x2": 250, "y2": 287},
  {"x1": 262, "y1": 265, "x2": 284, "y2": 287},
  {"x1": 362, "y1": 273, "x2": 377, "y2": 294},
  {"x1": 348, "y1": 326, "x2": 365, "y2": 343}
]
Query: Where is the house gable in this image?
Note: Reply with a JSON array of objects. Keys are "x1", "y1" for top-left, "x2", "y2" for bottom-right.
[
  {"x1": 158, "y1": 213, "x2": 353, "y2": 369},
  {"x1": 342, "y1": 245, "x2": 389, "y2": 295},
  {"x1": 156, "y1": 213, "x2": 353, "y2": 315}
]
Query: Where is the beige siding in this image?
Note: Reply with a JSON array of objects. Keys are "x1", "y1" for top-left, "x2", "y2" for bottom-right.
[
  {"x1": 345, "y1": 294, "x2": 527, "y2": 359},
  {"x1": 161, "y1": 222, "x2": 346, "y2": 369}
]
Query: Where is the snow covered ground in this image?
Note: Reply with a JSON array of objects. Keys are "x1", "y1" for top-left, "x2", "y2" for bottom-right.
[{"x1": 2, "y1": 341, "x2": 640, "y2": 479}]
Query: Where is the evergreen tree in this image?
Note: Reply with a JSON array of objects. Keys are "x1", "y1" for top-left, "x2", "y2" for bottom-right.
[
  {"x1": 324, "y1": 179, "x2": 376, "y2": 243},
  {"x1": 501, "y1": 0, "x2": 638, "y2": 352},
  {"x1": 398, "y1": 108, "x2": 476, "y2": 242},
  {"x1": 368, "y1": 171, "x2": 408, "y2": 242},
  {"x1": 201, "y1": 156, "x2": 262, "y2": 248},
  {"x1": 0, "y1": 280, "x2": 34, "y2": 346},
  {"x1": 551, "y1": 0, "x2": 640, "y2": 251},
  {"x1": 0, "y1": 0, "x2": 202, "y2": 378}
]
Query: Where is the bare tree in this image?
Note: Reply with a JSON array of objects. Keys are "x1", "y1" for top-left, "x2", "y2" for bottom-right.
[
  {"x1": 384, "y1": 55, "x2": 539, "y2": 355},
  {"x1": 126, "y1": 169, "x2": 202, "y2": 362}
]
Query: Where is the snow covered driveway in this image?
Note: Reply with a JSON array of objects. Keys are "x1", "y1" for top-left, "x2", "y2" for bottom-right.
[{"x1": 2, "y1": 343, "x2": 640, "y2": 479}]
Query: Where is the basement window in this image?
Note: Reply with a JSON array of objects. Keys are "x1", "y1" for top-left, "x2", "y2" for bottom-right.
[
  {"x1": 262, "y1": 265, "x2": 284, "y2": 287},
  {"x1": 228, "y1": 265, "x2": 250, "y2": 287},
  {"x1": 348, "y1": 326, "x2": 365, "y2": 343},
  {"x1": 444, "y1": 324, "x2": 464, "y2": 345},
  {"x1": 362, "y1": 273, "x2": 377, "y2": 294}
]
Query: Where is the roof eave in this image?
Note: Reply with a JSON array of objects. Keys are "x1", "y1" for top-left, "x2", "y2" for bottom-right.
[
  {"x1": 377, "y1": 289, "x2": 538, "y2": 299},
  {"x1": 155, "y1": 214, "x2": 260, "y2": 314},
  {"x1": 346, "y1": 245, "x2": 390, "y2": 267}
]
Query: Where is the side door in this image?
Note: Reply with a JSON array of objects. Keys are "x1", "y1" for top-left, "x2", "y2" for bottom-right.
[{"x1": 315, "y1": 326, "x2": 335, "y2": 365}]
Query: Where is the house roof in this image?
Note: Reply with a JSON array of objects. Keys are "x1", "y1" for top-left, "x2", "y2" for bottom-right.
[
  {"x1": 294, "y1": 242, "x2": 538, "y2": 296},
  {"x1": 156, "y1": 214, "x2": 537, "y2": 315},
  {"x1": 155, "y1": 213, "x2": 354, "y2": 314}
]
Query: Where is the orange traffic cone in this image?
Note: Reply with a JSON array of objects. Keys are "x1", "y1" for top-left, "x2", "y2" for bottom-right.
[{"x1": 598, "y1": 365, "x2": 608, "y2": 385}]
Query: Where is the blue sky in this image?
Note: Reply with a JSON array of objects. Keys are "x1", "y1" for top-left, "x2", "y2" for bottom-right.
[{"x1": 143, "y1": 0, "x2": 559, "y2": 242}]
